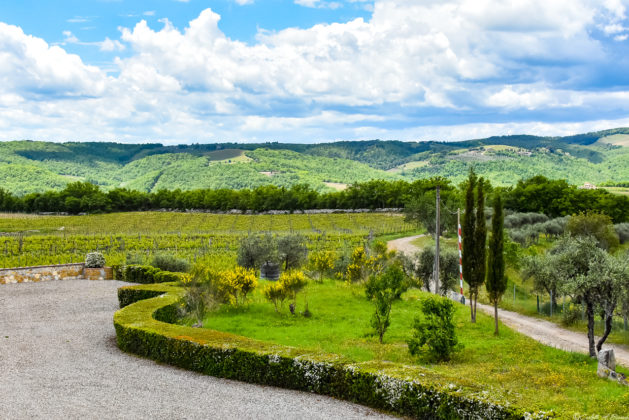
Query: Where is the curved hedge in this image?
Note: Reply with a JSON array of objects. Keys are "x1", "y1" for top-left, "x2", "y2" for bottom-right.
[{"x1": 114, "y1": 284, "x2": 550, "y2": 420}]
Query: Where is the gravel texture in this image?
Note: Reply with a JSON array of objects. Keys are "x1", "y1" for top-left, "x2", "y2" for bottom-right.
[{"x1": 0, "y1": 280, "x2": 396, "y2": 420}]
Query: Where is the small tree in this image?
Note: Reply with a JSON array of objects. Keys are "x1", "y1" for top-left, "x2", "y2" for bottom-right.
[
  {"x1": 486, "y1": 194, "x2": 507, "y2": 335},
  {"x1": 308, "y1": 250, "x2": 335, "y2": 282},
  {"x1": 549, "y1": 236, "x2": 628, "y2": 356},
  {"x1": 404, "y1": 185, "x2": 460, "y2": 236},
  {"x1": 566, "y1": 212, "x2": 620, "y2": 251},
  {"x1": 365, "y1": 264, "x2": 409, "y2": 343},
  {"x1": 277, "y1": 234, "x2": 308, "y2": 270},
  {"x1": 408, "y1": 295, "x2": 460, "y2": 361},
  {"x1": 413, "y1": 247, "x2": 458, "y2": 294},
  {"x1": 522, "y1": 253, "x2": 561, "y2": 309},
  {"x1": 237, "y1": 234, "x2": 277, "y2": 269},
  {"x1": 561, "y1": 248, "x2": 629, "y2": 355}
]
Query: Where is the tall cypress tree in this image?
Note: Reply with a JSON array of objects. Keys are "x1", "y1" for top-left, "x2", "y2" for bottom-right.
[
  {"x1": 472, "y1": 178, "x2": 487, "y2": 322},
  {"x1": 462, "y1": 169, "x2": 477, "y2": 322},
  {"x1": 486, "y1": 193, "x2": 506, "y2": 335}
]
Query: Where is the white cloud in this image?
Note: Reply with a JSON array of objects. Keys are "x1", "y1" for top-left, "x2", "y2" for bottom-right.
[
  {"x1": 67, "y1": 17, "x2": 90, "y2": 23},
  {"x1": 295, "y1": 0, "x2": 342, "y2": 9},
  {"x1": 1, "y1": 1, "x2": 629, "y2": 143},
  {"x1": 61, "y1": 30, "x2": 125, "y2": 52},
  {"x1": 0, "y1": 23, "x2": 106, "y2": 98},
  {"x1": 234, "y1": 0, "x2": 255, "y2": 5},
  {"x1": 143, "y1": 11, "x2": 156, "y2": 17}
]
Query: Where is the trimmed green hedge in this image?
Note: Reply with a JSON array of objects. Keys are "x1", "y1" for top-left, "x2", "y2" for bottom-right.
[
  {"x1": 154, "y1": 271, "x2": 184, "y2": 283},
  {"x1": 123, "y1": 265, "x2": 161, "y2": 283},
  {"x1": 114, "y1": 283, "x2": 550, "y2": 419},
  {"x1": 115, "y1": 265, "x2": 185, "y2": 284}
]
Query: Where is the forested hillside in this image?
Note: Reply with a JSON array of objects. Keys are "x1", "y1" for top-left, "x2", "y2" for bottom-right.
[{"x1": 1, "y1": 128, "x2": 628, "y2": 195}]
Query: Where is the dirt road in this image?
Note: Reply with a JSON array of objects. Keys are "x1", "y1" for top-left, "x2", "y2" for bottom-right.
[{"x1": 388, "y1": 235, "x2": 629, "y2": 367}]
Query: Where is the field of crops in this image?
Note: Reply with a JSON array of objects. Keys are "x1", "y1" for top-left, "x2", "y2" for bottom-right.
[{"x1": 0, "y1": 212, "x2": 415, "y2": 268}]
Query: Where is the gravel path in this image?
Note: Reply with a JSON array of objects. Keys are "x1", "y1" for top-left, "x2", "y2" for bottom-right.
[
  {"x1": 388, "y1": 235, "x2": 629, "y2": 367},
  {"x1": 387, "y1": 234, "x2": 426, "y2": 256},
  {"x1": 0, "y1": 280, "x2": 396, "y2": 420}
]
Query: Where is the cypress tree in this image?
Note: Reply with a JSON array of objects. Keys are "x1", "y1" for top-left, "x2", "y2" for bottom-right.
[
  {"x1": 472, "y1": 178, "x2": 487, "y2": 322},
  {"x1": 486, "y1": 193, "x2": 506, "y2": 335},
  {"x1": 462, "y1": 169, "x2": 477, "y2": 322}
]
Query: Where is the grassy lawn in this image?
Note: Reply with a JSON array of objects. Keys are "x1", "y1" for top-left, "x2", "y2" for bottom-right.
[{"x1": 197, "y1": 279, "x2": 629, "y2": 418}]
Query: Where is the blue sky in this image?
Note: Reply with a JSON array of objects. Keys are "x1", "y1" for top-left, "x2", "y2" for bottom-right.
[{"x1": 1, "y1": 0, "x2": 629, "y2": 143}]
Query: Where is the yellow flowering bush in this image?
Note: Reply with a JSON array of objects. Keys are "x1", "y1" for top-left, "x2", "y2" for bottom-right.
[{"x1": 219, "y1": 266, "x2": 258, "y2": 306}]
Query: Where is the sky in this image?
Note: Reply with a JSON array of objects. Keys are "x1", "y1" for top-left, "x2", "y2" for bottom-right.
[{"x1": 1, "y1": 0, "x2": 629, "y2": 144}]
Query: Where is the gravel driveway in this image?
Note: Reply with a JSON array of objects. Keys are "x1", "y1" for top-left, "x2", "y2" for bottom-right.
[{"x1": 0, "y1": 280, "x2": 395, "y2": 420}]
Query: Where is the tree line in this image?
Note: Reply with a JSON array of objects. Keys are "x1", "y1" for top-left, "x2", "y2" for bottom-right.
[{"x1": 0, "y1": 176, "x2": 628, "y2": 223}]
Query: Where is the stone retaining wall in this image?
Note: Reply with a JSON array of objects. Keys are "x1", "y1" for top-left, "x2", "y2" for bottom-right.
[{"x1": 0, "y1": 264, "x2": 113, "y2": 285}]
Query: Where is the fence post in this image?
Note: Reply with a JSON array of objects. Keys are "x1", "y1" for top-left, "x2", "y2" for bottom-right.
[
  {"x1": 537, "y1": 295, "x2": 540, "y2": 314},
  {"x1": 550, "y1": 291, "x2": 553, "y2": 317}
]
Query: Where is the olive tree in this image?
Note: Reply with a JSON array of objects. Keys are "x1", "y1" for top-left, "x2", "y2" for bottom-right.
[{"x1": 553, "y1": 236, "x2": 629, "y2": 356}]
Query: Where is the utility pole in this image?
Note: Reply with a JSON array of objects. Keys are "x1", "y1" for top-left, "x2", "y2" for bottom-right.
[
  {"x1": 434, "y1": 185, "x2": 440, "y2": 295},
  {"x1": 458, "y1": 208, "x2": 464, "y2": 302}
]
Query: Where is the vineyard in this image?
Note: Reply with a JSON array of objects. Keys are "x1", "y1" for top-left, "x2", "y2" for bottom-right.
[{"x1": 0, "y1": 212, "x2": 416, "y2": 269}]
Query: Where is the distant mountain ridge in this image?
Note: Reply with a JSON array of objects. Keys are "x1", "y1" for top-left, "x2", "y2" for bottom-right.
[{"x1": 1, "y1": 128, "x2": 628, "y2": 195}]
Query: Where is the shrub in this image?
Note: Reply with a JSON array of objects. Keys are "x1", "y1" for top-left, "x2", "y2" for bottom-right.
[
  {"x1": 112, "y1": 264, "x2": 124, "y2": 280},
  {"x1": 123, "y1": 265, "x2": 161, "y2": 283},
  {"x1": 344, "y1": 246, "x2": 368, "y2": 283},
  {"x1": 561, "y1": 304, "x2": 582, "y2": 327},
  {"x1": 508, "y1": 229, "x2": 527, "y2": 246},
  {"x1": 154, "y1": 271, "x2": 185, "y2": 283},
  {"x1": 125, "y1": 251, "x2": 146, "y2": 265},
  {"x1": 151, "y1": 253, "x2": 191, "y2": 273},
  {"x1": 408, "y1": 295, "x2": 460, "y2": 361},
  {"x1": 308, "y1": 250, "x2": 335, "y2": 282},
  {"x1": 332, "y1": 242, "x2": 356, "y2": 280},
  {"x1": 615, "y1": 223, "x2": 629, "y2": 244},
  {"x1": 541, "y1": 220, "x2": 564, "y2": 238},
  {"x1": 218, "y1": 266, "x2": 258, "y2": 306},
  {"x1": 263, "y1": 282, "x2": 287, "y2": 312},
  {"x1": 279, "y1": 270, "x2": 308, "y2": 307},
  {"x1": 181, "y1": 275, "x2": 216, "y2": 325},
  {"x1": 504, "y1": 212, "x2": 548, "y2": 229},
  {"x1": 85, "y1": 252, "x2": 105, "y2": 268},
  {"x1": 365, "y1": 265, "x2": 409, "y2": 343}
]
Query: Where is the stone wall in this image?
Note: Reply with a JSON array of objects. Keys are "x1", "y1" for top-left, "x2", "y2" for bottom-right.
[
  {"x1": 84, "y1": 267, "x2": 114, "y2": 281},
  {"x1": 0, "y1": 264, "x2": 113, "y2": 285}
]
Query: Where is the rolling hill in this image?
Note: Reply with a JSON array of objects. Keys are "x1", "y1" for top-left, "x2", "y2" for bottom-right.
[{"x1": 1, "y1": 128, "x2": 628, "y2": 195}]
